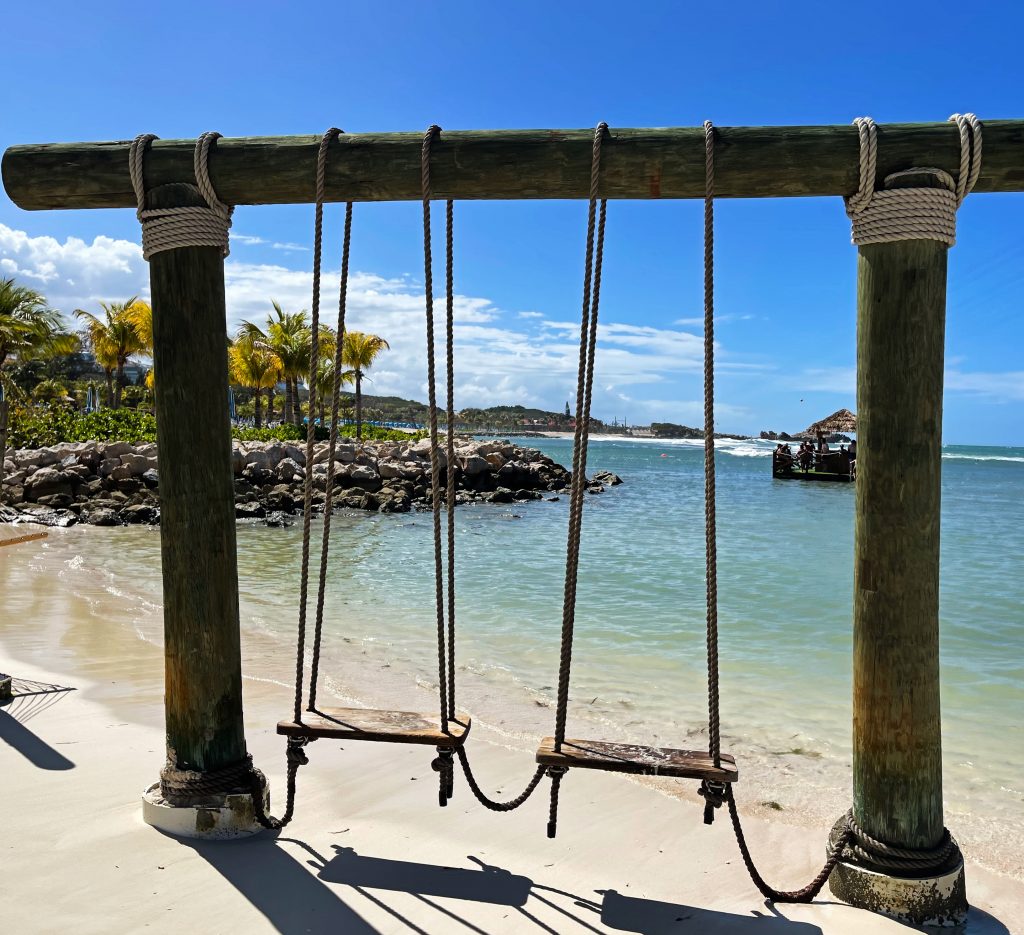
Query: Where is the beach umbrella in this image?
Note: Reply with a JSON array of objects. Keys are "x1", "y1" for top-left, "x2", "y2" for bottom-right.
[
  {"x1": 85, "y1": 385, "x2": 95, "y2": 413},
  {"x1": 805, "y1": 408, "x2": 856, "y2": 436},
  {"x1": 228, "y1": 387, "x2": 237, "y2": 423}
]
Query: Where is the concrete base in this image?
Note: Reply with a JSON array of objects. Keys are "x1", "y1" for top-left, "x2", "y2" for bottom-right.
[
  {"x1": 827, "y1": 818, "x2": 968, "y2": 926},
  {"x1": 142, "y1": 781, "x2": 268, "y2": 839}
]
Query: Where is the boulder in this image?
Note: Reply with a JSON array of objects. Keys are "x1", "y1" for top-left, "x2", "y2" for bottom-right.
[
  {"x1": 235, "y1": 501, "x2": 267, "y2": 519},
  {"x1": 142, "y1": 468, "x2": 160, "y2": 488},
  {"x1": 592, "y1": 469, "x2": 623, "y2": 486},
  {"x1": 119, "y1": 453, "x2": 154, "y2": 475},
  {"x1": 489, "y1": 487, "x2": 514, "y2": 504},
  {"x1": 36, "y1": 493, "x2": 75, "y2": 509},
  {"x1": 101, "y1": 441, "x2": 136, "y2": 459},
  {"x1": 84, "y1": 507, "x2": 120, "y2": 527},
  {"x1": 99, "y1": 458, "x2": 122, "y2": 477},
  {"x1": 108, "y1": 464, "x2": 134, "y2": 482},
  {"x1": 16, "y1": 504, "x2": 78, "y2": 527},
  {"x1": 264, "y1": 511, "x2": 293, "y2": 527},
  {"x1": 461, "y1": 455, "x2": 489, "y2": 476},
  {"x1": 119, "y1": 504, "x2": 160, "y2": 525},
  {"x1": 26, "y1": 467, "x2": 74, "y2": 501},
  {"x1": 276, "y1": 458, "x2": 305, "y2": 482}
]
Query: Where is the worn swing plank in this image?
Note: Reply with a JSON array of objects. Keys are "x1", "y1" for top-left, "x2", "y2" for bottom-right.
[
  {"x1": 278, "y1": 707, "x2": 471, "y2": 746},
  {"x1": 0, "y1": 531, "x2": 48, "y2": 548},
  {"x1": 536, "y1": 737, "x2": 738, "y2": 782}
]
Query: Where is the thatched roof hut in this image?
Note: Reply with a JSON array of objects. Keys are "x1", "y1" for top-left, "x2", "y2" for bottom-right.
[{"x1": 806, "y1": 408, "x2": 857, "y2": 436}]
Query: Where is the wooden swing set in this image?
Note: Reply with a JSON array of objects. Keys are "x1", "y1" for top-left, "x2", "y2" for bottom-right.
[{"x1": 5, "y1": 114, "x2": 1018, "y2": 922}]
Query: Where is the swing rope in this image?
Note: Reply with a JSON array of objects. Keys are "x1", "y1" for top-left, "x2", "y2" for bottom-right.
[
  {"x1": 422, "y1": 125, "x2": 554, "y2": 812},
  {"x1": 421, "y1": 126, "x2": 451, "y2": 738},
  {"x1": 249, "y1": 127, "x2": 354, "y2": 829},
  {"x1": 545, "y1": 122, "x2": 609, "y2": 837}
]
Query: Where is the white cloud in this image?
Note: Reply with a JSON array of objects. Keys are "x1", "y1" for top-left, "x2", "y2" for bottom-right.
[
  {"x1": 674, "y1": 313, "x2": 756, "y2": 327},
  {"x1": 232, "y1": 232, "x2": 309, "y2": 252},
  {"x1": 1, "y1": 222, "x2": 755, "y2": 420},
  {"x1": 795, "y1": 364, "x2": 1024, "y2": 403}
]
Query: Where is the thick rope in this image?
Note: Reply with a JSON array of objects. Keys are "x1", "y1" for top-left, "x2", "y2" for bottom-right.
[
  {"x1": 702, "y1": 121, "x2": 721, "y2": 772},
  {"x1": 455, "y1": 749, "x2": 549, "y2": 812},
  {"x1": 129, "y1": 132, "x2": 233, "y2": 260},
  {"x1": 553, "y1": 122, "x2": 608, "y2": 751},
  {"x1": 290, "y1": 128, "x2": 338, "y2": 725},
  {"x1": 846, "y1": 115, "x2": 982, "y2": 246},
  {"x1": 445, "y1": 197, "x2": 457, "y2": 720},
  {"x1": 422, "y1": 125, "x2": 449, "y2": 734},
  {"x1": 309, "y1": 134, "x2": 354, "y2": 710}
]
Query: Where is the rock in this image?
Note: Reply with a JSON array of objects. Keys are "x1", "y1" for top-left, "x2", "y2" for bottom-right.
[
  {"x1": 26, "y1": 467, "x2": 74, "y2": 501},
  {"x1": 545, "y1": 496, "x2": 561, "y2": 502},
  {"x1": 142, "y1": 468, "x2": 160, "y2": 488},
  {"x1": 242, "y1": 464, "x2": 275, "y2": 487},
  {"x1": 84, "y1": 507, "x2": 120, "y2": 527},
  {"x1": 276, "y1": 457, "x2": 305, "y2": 482},
  {"x1": 586, "y1": 483, "x2": 605, "y2": 494},
  {"x1": 513, "y1": 489, "x2": 542, "y2": 501},
  {"x1": 119, "y1": 453, "x2": 153, "y2": 475},
  {"x1": 101, "y1": 441, "x2": 136, "y2": 459},
  {"x1": 36, "y1": 493, "x2": 75, "y2": 509},
  {"x1": 16, "y1": 449, "x2": 59, "y2": 469},
  {"x1": 98, "y1": 457, "x2": 122, "y2": 477},
  {"x1": 283, "y1": 444, "x2": 306, "y2": 466},
  {"x1": 108, "y1": 464, "x2": 134, "y2": 482},
  {"x1": 592, "y1": 470, "x2": 623, "y2": 486},
  {"x1": 349, "y1": 464, "x2": 380, "y2": 485},
  {"x1": 244, "y1": 448, "x2": 274, "y2": 469},
  {"x1": 15, "y1": 504, "x2": 78, "y2": 527},
  {"x1": 235, "y1": 501, "x2": 267, "y2": 519},
  {"x1": 3, "y1": 485, "x2": 25, "y2": 504},
  {"x1": 264, "y1": 511, "x2": 293, "y2": 527},
  {"x1": 489, "y1": 487, "x2": 514, "y2": 504},
  {"x1": 460, "y1": 454, "x2": 489, "y2": 476},
  {"x1": 119, "y1": 504, "x2": 159, "y2": 525}
]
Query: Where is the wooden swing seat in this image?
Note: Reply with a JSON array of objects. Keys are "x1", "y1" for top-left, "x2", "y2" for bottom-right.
[
  {"x1": 278, "y1": 706, "x2": 471, "y2": 747},
  {"x1": 536, "y1": 737, "x2": 738, "y2": 782}
]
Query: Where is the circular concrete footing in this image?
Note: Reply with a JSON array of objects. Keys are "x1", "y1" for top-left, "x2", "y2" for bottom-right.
[
  {"x1": 142, "y1": 781, "x2": 268, "y2": 839},
  {"x1": 827, "y1": 817, "x2": 967, "y2": 927}
]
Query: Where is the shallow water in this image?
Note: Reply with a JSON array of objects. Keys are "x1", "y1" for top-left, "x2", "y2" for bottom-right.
[{"x1": 4, "y1": 437, "x2": 1022, "y2": 877}]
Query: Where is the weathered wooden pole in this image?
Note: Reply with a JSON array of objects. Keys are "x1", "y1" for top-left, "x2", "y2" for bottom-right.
[
  {"x1": 829, "y1": 174, "x2": 966, "y2": 923},
  {"x1": 140, "y1": 182, "x2": 255, "y2": 836}
]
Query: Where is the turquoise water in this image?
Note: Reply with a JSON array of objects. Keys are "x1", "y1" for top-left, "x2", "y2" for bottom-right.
[{"x1": 20, "y1": 437, "x2": 1024, "y2": 875}]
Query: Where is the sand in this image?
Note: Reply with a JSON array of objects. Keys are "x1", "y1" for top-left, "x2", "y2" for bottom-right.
[{"x1": 2, "y1": 547, "x2": 1022, "y2": 934}]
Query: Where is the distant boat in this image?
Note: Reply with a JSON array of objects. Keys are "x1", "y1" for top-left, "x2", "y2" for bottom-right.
[{"x1": 772, "y1": 408, "x2": 856, "y2": 483}]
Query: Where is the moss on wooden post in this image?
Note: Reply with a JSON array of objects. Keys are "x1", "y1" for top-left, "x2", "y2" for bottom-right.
[{"x1": 148, "y1": 183, "x2": 246, "y2": 776}]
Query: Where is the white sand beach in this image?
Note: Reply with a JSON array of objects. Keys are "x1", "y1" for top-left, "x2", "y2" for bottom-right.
[{"x1": 2, "y1": 534, "x2": 1022, "y2": 935}]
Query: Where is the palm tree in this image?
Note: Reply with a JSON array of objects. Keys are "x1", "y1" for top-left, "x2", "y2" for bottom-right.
[
  {"x1": 312, "y1": 356, "x2": 355, "y2": 425},
  {"x1": 240, "y1": 301, "x2": 311, "y2": 425},
  {"x1": 0, "y1": 278, "x2": 75, "y2": 396},
  {"x1": 228, "y1": 333, "x2": 278, "y2": 428},
  {"x1": 32, "y1": 378, "x2": 70, "y2": 404},
  {"x1": 74, "y1": 298, "x2": 150, "y2": 409},
  {"x1": 341, "y1": 331, "x2": 390, "y2": 439}
]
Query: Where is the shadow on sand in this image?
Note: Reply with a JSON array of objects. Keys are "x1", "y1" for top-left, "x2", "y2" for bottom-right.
[
  {"x1": 191, "y1": 833, "x2": 1024, "y2": 934},
  {"x1": 0, "y1": 678, "x2": 76, "y2": 770}
]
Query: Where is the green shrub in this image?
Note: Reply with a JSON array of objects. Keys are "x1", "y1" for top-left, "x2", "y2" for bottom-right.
[
  {"x1": 6, "y1": 405, "x2": 428, "y2": 449},
  {"x1": 7, "y1": 406, "x2": 158, "y2": 448}
]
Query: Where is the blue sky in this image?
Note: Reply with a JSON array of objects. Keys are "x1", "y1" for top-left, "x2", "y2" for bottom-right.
[{"x1": 2, "y1": 1, "x2": 1021, "y2": 443}]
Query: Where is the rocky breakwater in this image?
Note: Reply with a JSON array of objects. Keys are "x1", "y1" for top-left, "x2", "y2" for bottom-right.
[{"x1": 1, "y1": 438, "x2": 623, "y2": 528}]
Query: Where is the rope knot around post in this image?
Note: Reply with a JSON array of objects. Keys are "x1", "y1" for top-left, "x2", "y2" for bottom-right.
[
  {"x1": 845, "y1": 114, "x2": 982, "y2": 247},
  {"x1": 129, "y1": 131, "x2": 233, "y2": 260}
]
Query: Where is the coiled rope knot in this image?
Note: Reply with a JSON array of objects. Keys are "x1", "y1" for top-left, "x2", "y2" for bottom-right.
[
  {"x1": 846, "y1": 114, "x2": 982, "y2": 247},
  {"x1": 545, "y1": 765, "x2": 569, "y2": 839},
  {"x1": 159, "y1": 754, "x2": 259, "y2": 803},
  {"x1": 129, "y1": 131, "x2": 233, "y2": 260},
  {"x1": 698, "y1": 779, "x2": 728, "y2": 825},
  {"x1": 432, "y1": 746, "x2": 455, "y2": 806},
  {"x1": 285, "y1": 740, "x2": 310, "y2": 768},
  {"x1": 841, "y1": 810, "x2": 959, "y2": 874}
]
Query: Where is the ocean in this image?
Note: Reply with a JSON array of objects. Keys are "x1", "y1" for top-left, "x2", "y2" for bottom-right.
[{"x1": 9, "y1": 436, "x2": 1023, "y2": 877}]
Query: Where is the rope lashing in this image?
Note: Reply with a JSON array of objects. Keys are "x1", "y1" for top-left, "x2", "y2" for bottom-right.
[
  {"x1": 129, "y1": 132, "x2": 233, "y2": 260},
  {"x1": 845, "y1": 114, "x2": 982, "y2": 246}
]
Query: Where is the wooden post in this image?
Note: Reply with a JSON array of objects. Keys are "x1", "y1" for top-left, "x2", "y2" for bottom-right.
[
  {"x1": 147, "y1": 183, "x2": 247, "y2": 780},
  {"x1": 829, "y1": 174, "x2": 966, "y2": 923}
]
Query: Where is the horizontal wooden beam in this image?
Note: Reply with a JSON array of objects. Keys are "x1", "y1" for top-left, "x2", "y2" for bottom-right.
[{"x1": 5, "y1": 122, "x2": 1024, "y2": 210}]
